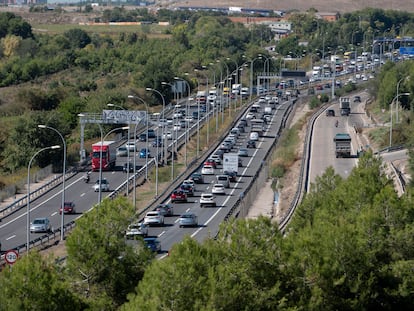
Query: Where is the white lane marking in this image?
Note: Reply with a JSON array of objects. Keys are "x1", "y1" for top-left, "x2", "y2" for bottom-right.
[
  {"x1": 158, "y1": 231, "x2": 166, "y2": 237},
  {"x1": 6, "y1": 235, "x2": 16, "y2": 240},
  {"x1": 80, "y1": 193, "x2": 86, "y2": 197},
  {"x1": 51, "y1": 212, "x2": 58, "y2": 217},
  {"x1": 0, "y1": 176, "x2": 85, "y2": 229}
]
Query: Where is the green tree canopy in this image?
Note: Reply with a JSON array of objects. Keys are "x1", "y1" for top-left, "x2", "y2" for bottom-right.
[{"x1": 0, "y1": 251, "x2": 84, "y2": 311}]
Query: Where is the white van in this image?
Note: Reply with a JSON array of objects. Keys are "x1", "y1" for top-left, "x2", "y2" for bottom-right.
[
  {"x1": 216, "y1": 175, "x2": 230, "y2": 188},
  {"x1": 264, "y1": 106, "x2": 272, "y2": 115}
]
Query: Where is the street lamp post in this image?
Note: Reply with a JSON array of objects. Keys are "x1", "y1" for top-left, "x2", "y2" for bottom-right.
[
  {"x1": 249, "y1": 56, "x2": 262, "y2": 99},
  {"x1": 146, "y1": 88, "x2": 166, "y2": 163},
  {"x1": 193, "y1": 72, "x2": 202, "y2": 158},
  {"x1": 127, "y1": 95, "x2": 149, "y2": 211},
  {"x1": 390, "y1": 93, "x2": 410, "y2": 148},
  {"x1": 37, "y1": 125, "x2": 67, "y2": 241},
  {"x1": 78, "y1": 114, "x2": 128, "y2": 205},
  {"x1": 107, "y1": 103, "x2": 130, "y2": 196},
  {"x1": 98, "y1": 126, "x2": 129, "y2": 204},
  {"x1": 396, "y1": 77, "x2": 410, "y2": 123},
  {"x1": 27, "y1": 145, "x2": 60, "y2": 251},
  {"x1": 174, "y1": 76, "x2": 191, "y2": 164},
  {"x1": 162, "y1": 81, "x2": 178, "y2": 181},
  {"x1": 209, "y1": 62, "x2": 219, "y2": 132},
  {"x1": 146, "y1": 88, "x2": 166, "y2": 195}
]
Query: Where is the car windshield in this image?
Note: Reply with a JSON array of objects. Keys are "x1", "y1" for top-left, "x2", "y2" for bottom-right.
[
  {"x1": 128, "y1": 224, "x2": 140, "y2": 230},
  {"x1": 33, "y1": 219, "x2": 46, "y2": 224},
  {"x1": 181, "y1": 214, "x2": 192, "y2": 218},
  {"x1": 92, "y1": 151, "x2": 107, "y2": 158}
]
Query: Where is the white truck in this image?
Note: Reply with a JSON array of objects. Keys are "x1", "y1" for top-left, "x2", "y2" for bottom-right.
[
  {"x1": 240, "y1": 87, "x2": 249, "y2": 98},
  {"x1": 196, "y1": 90, "x2": 207, "y2": 104},
  {"x1": 231, "y1": 84, "x2": 241, "y2": 95}
]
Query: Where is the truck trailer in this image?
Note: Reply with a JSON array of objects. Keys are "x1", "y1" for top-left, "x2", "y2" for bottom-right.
[
  {"x1": 334, "y1": 133, "x2": 352, "y2": 158},
  {"x1": 91, "y1": 141, "x2": 117, "y2": 171},
  {"x1": 339, "y1": 97, "x2": 351, "y2": 116}
]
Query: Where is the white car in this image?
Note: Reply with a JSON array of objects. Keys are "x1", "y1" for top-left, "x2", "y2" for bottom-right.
[
  {"x1": 210, "y1": 154, "x2": 222, "y2": 165},
  {"x1": 201, "y1": 165, "x2": 214, "y2": 175},
  {"x1": 173, "y1": 112, "x2": 183, "y2": 119},
  {"x1": 246, "y1": 112, "x2": 256, "y2": 120},
  {"x1": 212, "y1": 184, "x2": 226, "y2": 195},
  {"x1": 173, "y1": 124, "x2": 181, "y2": 131},
  {"x1": 200, "y1": 193, "x2": 217, "y2": 207},
  {"x1": 163, "y1": 131, "x2": 173, "y2": 140},
  {"x1": 125, "y1": 222, "x2": 148, "y2": 239},
  {"x1": 93, "y1": 179, "x2": 110, "y2": 192},
  {"x1": 249, "y1": 132, "x2": 259, "y2": 141},
  {"x1": 143, "y1": 211, "x2": 164, "y2": 226},
  {"x1": 125, "y1": 141, "x2": 137, "y2": 151},
  {"x1": 184, "y1": 116, "x2": 194, "y2": 123}
]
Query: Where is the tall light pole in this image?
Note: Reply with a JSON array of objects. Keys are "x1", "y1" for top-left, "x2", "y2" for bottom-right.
[
  {"x1": 396, "y1": 77, "x2": 410, "y2": 123},
  {"x1": 37, "y1": 125, "x2": 67, "y2": 241},
  {"x1": 146, "y1": 88, "x2": 166, "y2": 195},
  {"x1": 249, "y1": 56, "x2": 262, "y2": 99},
  {"x1": 78, "y1": 114, "x2": 127, "y2": 205},
  {"x1": 193, "y1": 70, "x2": 203, "y2": 157},
  {"x1": 27, "y1": 145, "x2": 60, "y2": 251},
  {"x1": 174, "y1": 76, "x2": 191, "y2": 164},
  {"x1": 259, "y1": 53, "x2": 270, "y2": 92},
  {"x1": 209, "y1": 62, "x2": 219, "y2": 132},
  {"x1": 127, "y1": 95, "x2": 150, "y2": 211},
  {"x1": 107, "y1": 103, "x2": 130, "y2": 196},
  {"x1": 162, "y1": 81, "x2": 179, "y2": 181},
  {"x1": 389, "y1": 93, "x2": 410, "y2": 148}
]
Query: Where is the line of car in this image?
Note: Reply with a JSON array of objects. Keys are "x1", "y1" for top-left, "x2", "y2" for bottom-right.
[{"x1": 128, "y1": 94, "x2": 278, "y2": 253}]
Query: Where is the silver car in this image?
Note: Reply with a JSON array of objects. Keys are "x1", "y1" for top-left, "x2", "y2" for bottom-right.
[
  {"x1": 116, "y1": 146, "x2": 128, "y2": 157},
  {"x1": 125, "y1": 222, "x2": 148, "y2": 239},
  {"x1": 30, "y1": 217, "x2": 51, "y2": 233},
  {"x1": 93, "y1": 179, "x2": 110, "y2": 192},
  {"x1": 179, "y1": 212, "x2": 198, "y2": 228}
]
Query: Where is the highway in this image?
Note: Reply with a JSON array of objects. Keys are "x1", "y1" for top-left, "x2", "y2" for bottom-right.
[
  {"x1": 309, "y1": 90, "x2": 374, "y2": 185},
  {"x1": 145, "y1": 101, "x2": 291, "y2": 254},
  {"x1": 0, "y1": 100, "x2": 206, "y2": 251},
  {"x1": 0, "y1": 97, "x2": 292, "y2": 254}
]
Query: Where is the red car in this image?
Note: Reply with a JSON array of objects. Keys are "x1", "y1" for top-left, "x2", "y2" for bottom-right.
[
  {"x1": 59, "y1": 202, "x2": 76, "y2": 214},
  {"x1": 204, "y1": 158, "x2": 217, "y2": 169},
  {"x1": 170, "y1": 190, "x2": 188, "y2": 203}
]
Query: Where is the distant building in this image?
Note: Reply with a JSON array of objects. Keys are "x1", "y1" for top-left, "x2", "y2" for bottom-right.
[{"x1": 315, "y1": 12, "x2": 340, "y2": 22}]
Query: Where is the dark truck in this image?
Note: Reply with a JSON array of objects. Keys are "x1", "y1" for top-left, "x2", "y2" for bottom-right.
[
  {"x1": 334, "y1": 133, "x2": 352, "y2": 158},
  {"x1": 339, "y1": 97, "x2": 351, "y2": 116}
]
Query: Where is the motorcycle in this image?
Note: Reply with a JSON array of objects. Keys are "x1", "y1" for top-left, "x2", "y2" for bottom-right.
[{"x1": 84, "y1": 172, "x2": 90, "y2": 183}]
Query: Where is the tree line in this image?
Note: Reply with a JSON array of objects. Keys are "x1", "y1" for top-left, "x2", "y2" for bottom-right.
[{"x1": 1, "y1": 153, "x2": 414, "y2": 310}]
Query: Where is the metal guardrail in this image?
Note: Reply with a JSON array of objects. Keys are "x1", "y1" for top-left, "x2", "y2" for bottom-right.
[
  {"x1": 0, "y1": 170, "x2": 78, "y2": 221},
  {"x1": 216, "y1": 100, "x2": 295, "y2": 231}
]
